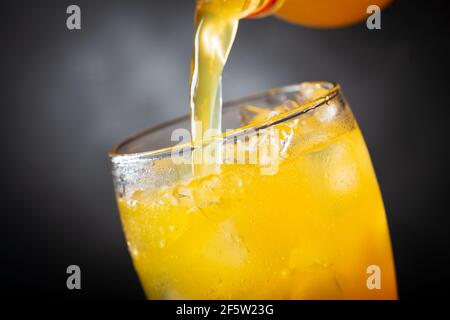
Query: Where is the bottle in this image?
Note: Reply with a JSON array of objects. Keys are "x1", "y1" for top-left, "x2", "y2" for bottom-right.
[{"x1": 244, "y1": 0, "x2": 392, "y2": 28}]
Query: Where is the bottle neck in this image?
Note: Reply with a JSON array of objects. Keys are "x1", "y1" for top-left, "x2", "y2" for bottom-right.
[{"x1": 241, "y1": 0, "x2": 284, "y2": 19}]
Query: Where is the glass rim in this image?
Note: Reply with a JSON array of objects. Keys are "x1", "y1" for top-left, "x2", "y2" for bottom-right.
[{"x1": 110, "y1": 81, "x2": 340, "y2": 162}]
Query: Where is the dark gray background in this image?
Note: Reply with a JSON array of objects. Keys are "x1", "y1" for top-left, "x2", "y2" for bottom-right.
[{"x1": 0, "y1": 0, "x2": 448, "y2": 299}]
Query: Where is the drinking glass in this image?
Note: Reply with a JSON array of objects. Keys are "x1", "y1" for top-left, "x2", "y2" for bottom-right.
[{"x1": 110, "y1": 81, "x2": 397, "y2": 299}]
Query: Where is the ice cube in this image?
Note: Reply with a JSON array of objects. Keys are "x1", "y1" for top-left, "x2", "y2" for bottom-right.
[
  {"x1": 173, "y1": 185, "x2": 194, "y2": 207},
  {"x1": 240, "y1": 105, "x2": 272, "y2": 126},
  {"x1": 239, "y1": 102, "x2": 296, "y2": 126},
  {"x1": 315, "y1": 103, "x2": 338, "y2": 123},
  {"x1": 289, "y1": 267, "x2": 343, "y2": 299},
  {"x1": 203, "y1": 219, "x2": 248, "y2": 267},
  {"x1": 298, "y1": 82, "x2": 330, "y2": 101},
  {"x1": 192, "y1": 175, "x2": 224, "y2": 206}
]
